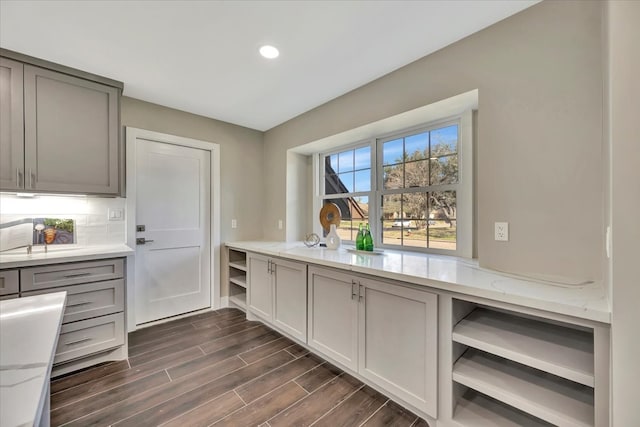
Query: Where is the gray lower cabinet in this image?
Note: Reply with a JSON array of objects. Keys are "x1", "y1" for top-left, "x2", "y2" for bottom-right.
[
  {"x1": 0, "y1": 269, "x2": 19, "y2": 299},
  {"x1": 248, "y1": 253, "x2": 273, "y2": 321},
  {"x1": 0, "y1": 50, "x2": 122, "y2": 195},
  {"x1": 307, "y1": 267, "x2": 359, "y2": 370},
  {"x1": 247, "y1": 253, "x2": 307, "y2": 342},
  {"x1": 357, "y1": 275, "x2": 438, "y2": 418},
  {"x1": 55, "y1": 313, "x2": 125, "y2": 364},
  {"x1": 5, "y1": 258, "x2": 127, "y2": 375},
  {"x1": 307, "y1": 265, "x2": 438, "y2": 418}
]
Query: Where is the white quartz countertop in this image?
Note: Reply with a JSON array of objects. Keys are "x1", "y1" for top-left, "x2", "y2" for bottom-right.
[
  {"x1": 0, "y1": 244, "x2": 134, "y2": 268},
  {"x1": 227, "y1": 241, "x2": 610, "y2": 324},
  {"x1": 0, "y1": 292, "x2": 66, "y2": 427}
]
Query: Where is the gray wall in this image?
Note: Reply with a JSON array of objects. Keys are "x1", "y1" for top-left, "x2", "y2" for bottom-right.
[
  {"x1": 608, "y1": 1, "x2": 640, "y2": 425},
  {"x1": 121, "y1": 96, "x2": 265, "y2": 244},
  {"x1": 263, "y1": 0, "x2": 604, "y2": 283}
]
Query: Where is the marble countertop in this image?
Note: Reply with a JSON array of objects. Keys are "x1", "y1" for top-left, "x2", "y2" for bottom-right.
[
  {"x1": 0, "y1": 244, "x2": 134, "y2": 269},
  {"x1": 0, "y1": 292, "x2": 66, "y2": 427},
  {"x1": 227, "y1": 241, "x2": 610, "y2": 324}
]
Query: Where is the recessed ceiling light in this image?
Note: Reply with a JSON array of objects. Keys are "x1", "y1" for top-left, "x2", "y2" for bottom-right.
[{"x1": 259, "y1": 45, "x2": 279, "y2": 59}]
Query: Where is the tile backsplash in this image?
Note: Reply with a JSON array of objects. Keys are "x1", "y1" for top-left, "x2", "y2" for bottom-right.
[{"x1": 0, "y1": 194, "x2": 126, "y2": 246}]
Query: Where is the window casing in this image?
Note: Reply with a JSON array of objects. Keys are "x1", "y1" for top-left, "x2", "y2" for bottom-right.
[{"x1": 317, "y1": 111, "x2": 473, "y2": 257}]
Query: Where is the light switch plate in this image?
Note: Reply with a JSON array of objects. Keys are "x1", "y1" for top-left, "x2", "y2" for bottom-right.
[
  {"x1": 108, "y1": 208, "x2": 124, "y2": 221},
  {"x1": 231, "y1": 219, "x2": 237, "y2": 229}
]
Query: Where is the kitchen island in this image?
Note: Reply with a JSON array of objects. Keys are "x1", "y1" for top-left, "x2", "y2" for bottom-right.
[{"x1": 0, "y1": 292, "x2": 66, "y2": 427}]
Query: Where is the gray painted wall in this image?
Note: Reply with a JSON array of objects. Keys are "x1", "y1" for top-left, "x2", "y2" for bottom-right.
[
  {"x1": 263, "y1": 0, "x2": 604, "y2": 284},
  {"x1": 121, "y1": 96, "x2": 265, "y2": 244},
  {"x1": 608, "y1": 1, "x2": 640, "y2": 425}
]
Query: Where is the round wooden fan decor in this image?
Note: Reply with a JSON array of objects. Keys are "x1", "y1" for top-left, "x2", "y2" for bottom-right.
[{"x1": 319, "y1": 202, "x2": 342, "y2": 232}]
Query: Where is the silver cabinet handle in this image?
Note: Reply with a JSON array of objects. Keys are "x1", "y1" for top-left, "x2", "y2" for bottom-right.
[
  {"x1": 63, "y1": 272, "x2": 92, "y2": 278},
  {"x1": 28, "y1": 168, "x2": 35, "y2": 189},
  {"x1": 136, "y1": 238, "x2": 154, "y2": 245},
  {"x1": 66, "y1": 300, "x2": 92, "y2": 307},
  {"x1": 359, "y1": 284, "x2": 364, "y2": 302},
  {"x1": 351, "y1": 280, "x2": 357, "y2": 300},
  {"x1": 65, "y1": 337, "x2": 91, "y2": 346},
  {"x1": 16, "y1": 168, "x2": 23, "y2": 187}
]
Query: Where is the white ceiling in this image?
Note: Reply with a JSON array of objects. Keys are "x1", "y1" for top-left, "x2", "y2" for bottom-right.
[{"x1": 0, "y1": 0, "x2": 538, "y2": 131}]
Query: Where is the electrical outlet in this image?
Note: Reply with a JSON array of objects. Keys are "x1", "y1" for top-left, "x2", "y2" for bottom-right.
[
  {"x1": 495, "y1": 222, "x2": 509, "y2": 241},
  {"x1": 278, "y1": 220, "x2": 283, "y2": 230},
  {"x1": 231, "y1": 219, "x2": 237, "y2": 229}
]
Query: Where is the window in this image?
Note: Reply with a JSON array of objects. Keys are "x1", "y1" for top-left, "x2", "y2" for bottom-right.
[
  {"x1": 380, "y1": 124, "x2": 459, "y2": 251},
  {"x1": 318, "y1": 112, "x2": 472, "y2": 257},
  {"x1": 321, "y1": 144, "x2": 372, "y2": 241}
]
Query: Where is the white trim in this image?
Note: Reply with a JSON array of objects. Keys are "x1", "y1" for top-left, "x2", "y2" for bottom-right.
[
  {"x1": 313, "y1": 111, "x2": 474, "y2": 258},
  {"x1": 125, "y1": 127, "x2": 221, "y2": 332}
]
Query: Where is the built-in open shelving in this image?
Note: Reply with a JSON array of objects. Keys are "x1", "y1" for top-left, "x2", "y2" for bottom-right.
[
  {"x1": 229, "y1": 259, "x2": 247, "y2": 271},
  {"x1": 449, "y1": 299, "x2": 601, "y2": 427},
  {"x1": 453, "y1": 308, "x2": 594, "y2": 386},
  {"x1": 454, "y1": 389, "x2": 554, "y2": 426},
  {"x1": 229, "y1": 292, "x2": 246, "y2": 308},
  {"x1": 453, "y1": 349, "x2": 594, "y2": 427},
  {"x1": 228, "y1": 249, "x2": 247, "y2": 310}
]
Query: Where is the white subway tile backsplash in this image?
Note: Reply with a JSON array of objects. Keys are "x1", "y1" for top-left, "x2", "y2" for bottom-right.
[{"x1": 0, "y1": 194, "x2": 127, "y2": 246}]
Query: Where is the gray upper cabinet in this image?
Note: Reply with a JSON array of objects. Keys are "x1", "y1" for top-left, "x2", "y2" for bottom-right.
[
  {"x1": 0, "y1": 50, "x2": 123, "y2": 195},
  {"x1": 0, "y1": 57, "x2": 24, "y2": 191},
  {"x1": 24, "y1": 65, "x2": 120, "y2": 194}
]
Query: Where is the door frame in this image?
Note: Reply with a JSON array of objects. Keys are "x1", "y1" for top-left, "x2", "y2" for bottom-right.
[{"x1": 125, "y1": 127, "x2": 221, "y2": 332}]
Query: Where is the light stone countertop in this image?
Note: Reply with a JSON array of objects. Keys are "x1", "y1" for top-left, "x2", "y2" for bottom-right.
[
  {"x1": 0, "y1": 292, "x2": 66, "y2": 427},
  {"x1": 227, "y1": 241, "x2": 611, "y2": 324},
  {"x1": 0, "y1": 244, "x2": 134, "y2": 269}
]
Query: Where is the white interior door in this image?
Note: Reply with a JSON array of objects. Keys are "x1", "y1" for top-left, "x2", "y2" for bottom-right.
[{"x1": 135, "y1": 138, "x2": 211, "y2": 324}]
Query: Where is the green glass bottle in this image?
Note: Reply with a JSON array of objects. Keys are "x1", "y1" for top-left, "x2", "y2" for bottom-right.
[
  {"x1": 355, "y1": 223, "x2": 365, "y2": 250},
  {"x1": 364, "y1": 223, "x2": 374, "y2": 251}
]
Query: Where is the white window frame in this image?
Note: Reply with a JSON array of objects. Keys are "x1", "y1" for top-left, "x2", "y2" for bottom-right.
[
  {"x1": 316, "y1": 139, "x2": 376, "y2": 242},
  {"x1": 314, "y1": 110, "x2": 473, "y2": 258}
]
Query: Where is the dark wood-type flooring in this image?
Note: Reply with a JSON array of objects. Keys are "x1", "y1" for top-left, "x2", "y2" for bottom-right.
[{"x1": 50, "y1": 308, "x2": 429, "y2": 426}]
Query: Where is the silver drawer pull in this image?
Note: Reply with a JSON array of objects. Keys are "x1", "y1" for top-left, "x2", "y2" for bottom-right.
[
  {"x1": 65, "y1": 337, "x2": 91, "y2": 346},
  {"x1": 63, "y1": 272, "x2": 93, "y2": 278},
  {"x1": 66, "y1": 301, "x2": 92, "y2": 307}
]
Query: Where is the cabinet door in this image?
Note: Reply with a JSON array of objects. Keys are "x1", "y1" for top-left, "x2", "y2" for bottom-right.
[
  {"x1": 0, "y1": 57, "x2": 24, "y2": 191},
  {"x1": 307, "y1": 266, "x2": 358, "y2": 371},
  {"x1": 358, "y1": 277, "x2": 438, "y2": 417},
  {"x1": 273, "y1": 258, "x2": 307, "y2": 342},
  {"x1": 0, "y1": 269, "x2": 19, "y2": 296},
  {"x1": 247, "y1": 253, "x2": 273, "y2": 321},
  {"x1": 23, "y1": 65, "x2": 120, "y2": 194}
]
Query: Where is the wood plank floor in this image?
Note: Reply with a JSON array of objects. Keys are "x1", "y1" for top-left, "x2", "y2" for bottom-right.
[{"x1": 50, "y1": 308, "x2": 429, "y2": 426}]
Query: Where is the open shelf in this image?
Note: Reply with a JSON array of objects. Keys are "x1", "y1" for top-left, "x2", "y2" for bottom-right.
[
  {"x1": 453, "y1": 349, "x2": 594, "y2": 427},
  {"x1": 454, "y1": 389, "x2": 553, "y2": 427},
  {"x1": 228, "y1": 248, "x2": 247, "y2": 311},
  {"x1": 229, "y1": 260, "x2": 247, "y2": 271},
  {"x1": 229, "y1": 276, "x2": 247, "y2": 288},
  {"x1": 453, "y1": 308, "x2": 594, "y2": 386},
  {"x1": 229, "y1": 292, "x2": 246, "y2": 309}
]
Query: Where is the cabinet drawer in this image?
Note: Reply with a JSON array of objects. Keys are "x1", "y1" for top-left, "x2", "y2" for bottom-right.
[
  {"x1": 0, "y1": 270, "x2": 19, "y2": 296},
  {"x1": 21, "y1": 258, "x2": 124, "y2": 291},
  {"x1": 22, "y1": 279, "x2": 124, "y2": 323},
  {"x1": 54, "y1": 313, "x2": 125, "y2": 364}
]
